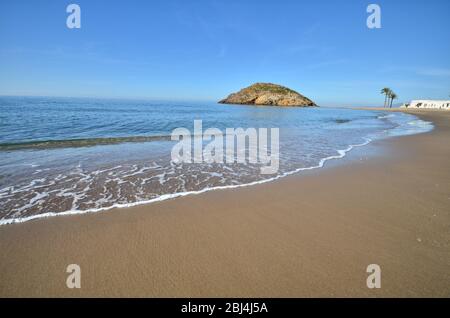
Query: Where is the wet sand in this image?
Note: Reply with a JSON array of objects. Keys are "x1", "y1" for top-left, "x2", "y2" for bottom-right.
[{"x1": 0, "y1": 109, "x2": 449, "y2": 297}]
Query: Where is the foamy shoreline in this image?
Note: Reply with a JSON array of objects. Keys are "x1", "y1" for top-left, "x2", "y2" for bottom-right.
[
  {"x1": 0, "y1": 138, "x2": 372, "y2": 226},
  {"x1": 0, "y1": 109, "x2": 433, "y2": 226},
  {"x1": 0, "y1": 110, "x2": 432, "y2": 226}
]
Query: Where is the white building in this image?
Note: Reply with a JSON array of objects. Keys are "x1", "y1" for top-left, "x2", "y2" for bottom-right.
[{"x1": 402, "y1": 100, "x2": 450, "y2": 110}]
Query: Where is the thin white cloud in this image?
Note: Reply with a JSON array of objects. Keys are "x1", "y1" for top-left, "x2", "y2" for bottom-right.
[
  {"x1": 306, "y1": 59, "x2": 349, "y2": 69},
  {"x1": 417, "y1": 68, "x2": 450, "y2": 77},
  {"x1": 378, "y1": 66, "x2": 450, "y2": 77}
]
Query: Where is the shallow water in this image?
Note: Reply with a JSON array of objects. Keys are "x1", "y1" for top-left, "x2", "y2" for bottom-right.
[{"x1": 0, "y1": 96, "x2": 433, "y2": 224}]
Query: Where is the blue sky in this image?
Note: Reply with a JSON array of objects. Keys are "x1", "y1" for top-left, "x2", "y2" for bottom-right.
[{"x1": 0, "y1": 0, "x2": 449, "y2": 106}]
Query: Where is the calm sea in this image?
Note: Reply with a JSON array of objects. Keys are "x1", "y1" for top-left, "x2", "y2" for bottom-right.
[{"x1": 0, "y1": 96, "x2": 433, "y2": 224}]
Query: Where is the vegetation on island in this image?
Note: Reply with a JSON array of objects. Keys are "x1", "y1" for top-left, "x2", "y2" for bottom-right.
[{"x1": 219, "y1": 83, "x2": 317, "y2": 107}]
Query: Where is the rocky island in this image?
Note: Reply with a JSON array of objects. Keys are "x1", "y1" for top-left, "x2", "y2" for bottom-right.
[{"x1": 219, "y1": 83, "x2": 317, "y2": 107}]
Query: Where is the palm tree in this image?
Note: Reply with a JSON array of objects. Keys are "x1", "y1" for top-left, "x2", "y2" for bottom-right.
[
  {"x1": 389, "y1": 93, "x2": 398, "y2": 108},
  {"x1": 381, "y1": 88, "x2": 391, "y2": 108}
]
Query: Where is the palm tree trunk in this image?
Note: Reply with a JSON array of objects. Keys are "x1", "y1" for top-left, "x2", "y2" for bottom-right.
[
  {"x1": 384, "y1": 94, "x2": 387, "y2": 108},
  {"x1": 389, "y1": 97, "x2": 393, "y2": 108}
]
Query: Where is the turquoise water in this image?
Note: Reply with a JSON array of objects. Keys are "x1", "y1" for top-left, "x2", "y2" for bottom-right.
[{"x1": 0, "y1": 96, "x2": 433, "y2": 224}]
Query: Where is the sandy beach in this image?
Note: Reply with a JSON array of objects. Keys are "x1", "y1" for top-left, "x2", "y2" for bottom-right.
[{"x1": 0, "y1": 109, "x2": 449, "y2": 297}]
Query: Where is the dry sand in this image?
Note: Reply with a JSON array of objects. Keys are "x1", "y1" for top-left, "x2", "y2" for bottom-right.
[{"x1": 0, "y1": 110, "x2": 449, "y2": 297}]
